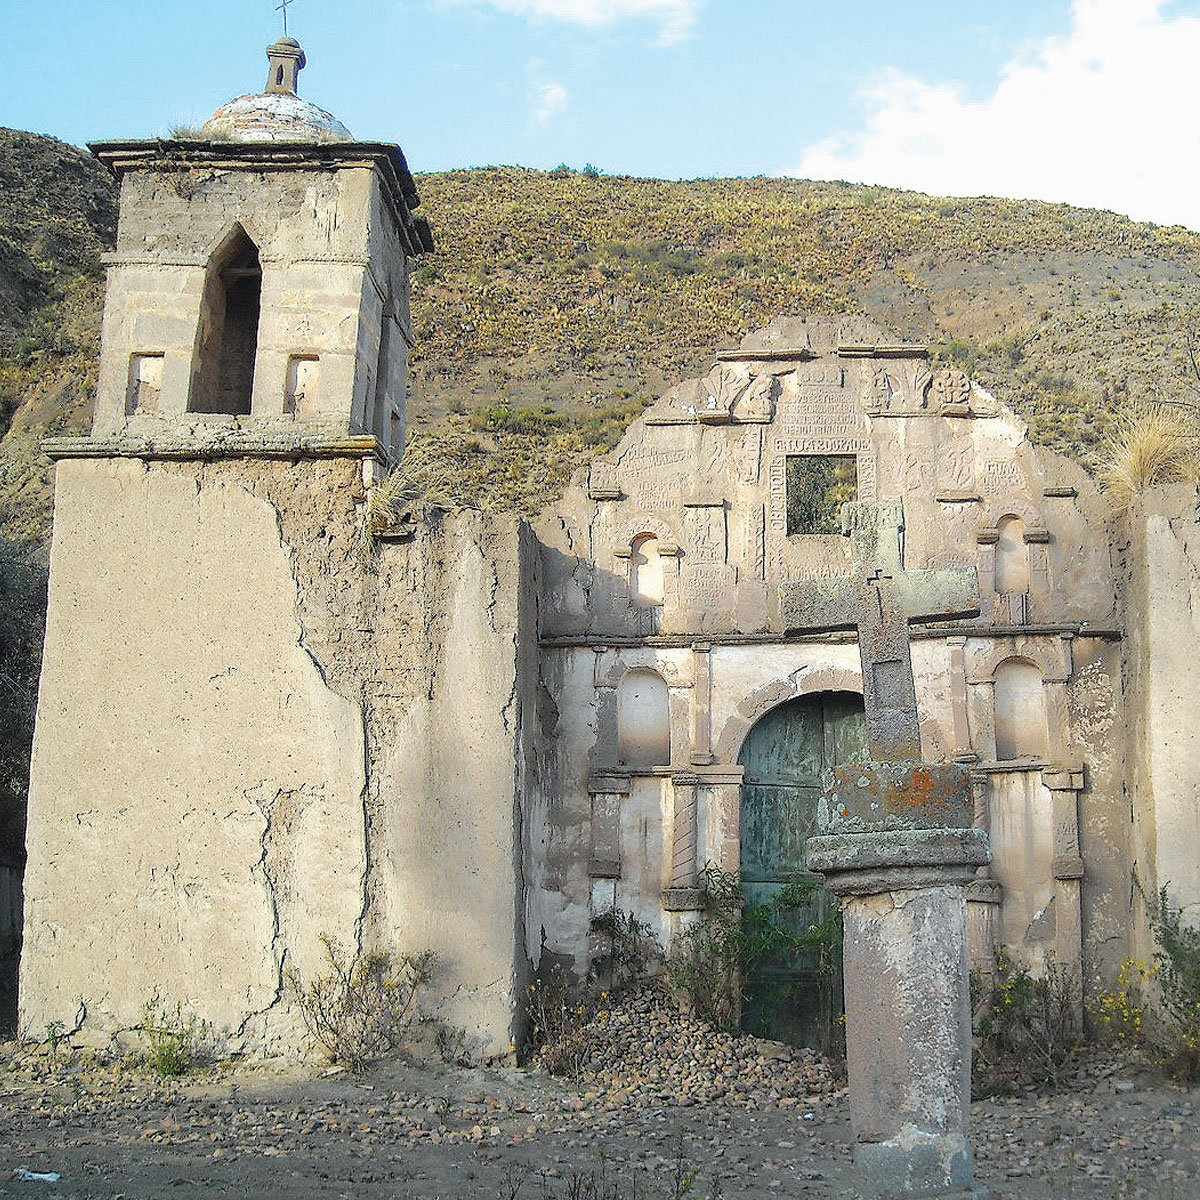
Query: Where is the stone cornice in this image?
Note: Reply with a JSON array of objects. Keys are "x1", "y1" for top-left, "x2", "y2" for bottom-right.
[
  {"x1": 88, "y1": 139, "x2": 434, "y2": 257},
  {"x1": 43, "y1": 433, "x2": 385, "y2": 464}
]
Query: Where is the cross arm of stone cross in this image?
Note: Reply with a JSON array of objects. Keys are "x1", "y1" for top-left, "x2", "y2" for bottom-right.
[{"x1": 779, "y1": 499, "x2": 979, "y2": 763}]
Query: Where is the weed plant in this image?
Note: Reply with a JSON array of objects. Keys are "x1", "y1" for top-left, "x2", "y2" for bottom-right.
[
  {"x1": 971, "y1": 952, "x2": 1081, "y2": 1094},
  {"x1": 665, "y1": 864, "x2": 839, "y2": 1040},
  {"x1": 588, "y1": 908, "x2": 661, "y2": 997},
  {"x1": 1097, "y1": 404, "x2": 1199, "y2": 511},
  {"x1": 289, "y1": 936, "x2": 435, "y2": 1072},
  {"x1": 524, "y1": 964, "x2": 599, "y2": 1079},
  {"x1": 140, "y1": 994, "x2": 212, "y2": 1078},
  {"x1": 1091, "y1": 957, "x2": 1152, "y2": 1048},
  {"x1": 1147, "y1": 887, "x2": 1200, "y2": 1081}
]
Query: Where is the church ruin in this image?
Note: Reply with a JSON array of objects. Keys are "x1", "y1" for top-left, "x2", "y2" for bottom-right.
[{"x1": 17, "y1": 39, "x2": 1200, "y2": 1059}]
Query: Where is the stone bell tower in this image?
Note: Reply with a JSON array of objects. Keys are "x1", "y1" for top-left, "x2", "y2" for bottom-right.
[
  {"x1": 18, "y1": 42, "x2": 462, "y2": 1052},
  {"x1": 87, "y1": 36, "x2": 432, "y2": 461}
]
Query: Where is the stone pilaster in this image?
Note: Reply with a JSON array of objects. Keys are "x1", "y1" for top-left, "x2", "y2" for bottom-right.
[
  {"x1": 662, "y1": 773, "x2": 702, "y2": 910},
  {"x1": 1044, "y1": 763, "x2": 1085, "y2": 1022}
]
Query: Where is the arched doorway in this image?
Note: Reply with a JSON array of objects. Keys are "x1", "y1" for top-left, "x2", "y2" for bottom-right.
[{"x1": 738, "y1": 690, "x2": 867, "y2": 1046}]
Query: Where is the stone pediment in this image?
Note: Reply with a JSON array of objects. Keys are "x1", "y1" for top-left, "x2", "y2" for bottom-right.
[{"x1": 538, "y1": 315, "x2": 1112, "y2": 640}]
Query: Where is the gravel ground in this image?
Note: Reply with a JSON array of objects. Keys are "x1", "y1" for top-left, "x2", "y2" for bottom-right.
[{"x1": 0, "y1": 992, "x2": 1196, "y2": 1199}]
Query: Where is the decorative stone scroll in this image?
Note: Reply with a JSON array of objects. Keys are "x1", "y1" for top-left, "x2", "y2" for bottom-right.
[
  {"x1": 643, "y1": 363, "x2": 777, "y2": 426},
  {"x1": 868, "y1": 359, "x2": 932, "y2": 415}
]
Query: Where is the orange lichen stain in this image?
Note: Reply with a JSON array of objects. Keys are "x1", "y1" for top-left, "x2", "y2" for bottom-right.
[{"x1": 905, "y1": 766, "x2": 941, "y2": 808}]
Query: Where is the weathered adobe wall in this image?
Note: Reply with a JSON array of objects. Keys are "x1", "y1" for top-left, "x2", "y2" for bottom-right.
[
  {"x1": 1123, "y1": 484, "x2": 1200, "y2": 961},
  {"x1": 364, "y1": 513, "x2": 535, "y2": 1055},
  {"x1": 21, "y1": 458, "x2": 529, "y2": 1057}
]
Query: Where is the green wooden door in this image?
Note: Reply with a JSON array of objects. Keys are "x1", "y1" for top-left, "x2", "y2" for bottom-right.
[{"x1": 738, "y1": 691, "x2": 867, "y2": 1046}]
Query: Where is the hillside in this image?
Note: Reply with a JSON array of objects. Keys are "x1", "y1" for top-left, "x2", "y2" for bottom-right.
[
  {"x1": 406, "y1": 167, "x2": 1200, "y2": 507},
  {"x1": 5, "y1": 129, "x2": 1200, "y2": 862},
  {"x1": 7, "y1": 135, "x2": 1200, "y2": 529}
]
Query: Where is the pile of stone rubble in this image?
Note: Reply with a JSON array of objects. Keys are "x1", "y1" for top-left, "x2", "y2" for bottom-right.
[{"x1": 540, "y1": 986, "x2": 840, "y2": 1110}]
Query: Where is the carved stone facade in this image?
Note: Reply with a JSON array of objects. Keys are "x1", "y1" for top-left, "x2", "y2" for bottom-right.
[{"x1": 533, "y1": 314, "x2": 1130, "y2": 1015}]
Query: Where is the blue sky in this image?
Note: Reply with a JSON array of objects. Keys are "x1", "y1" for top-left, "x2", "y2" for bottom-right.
[{"x1": 4, "y1": 1, "x2": 1200, "y2": 228}]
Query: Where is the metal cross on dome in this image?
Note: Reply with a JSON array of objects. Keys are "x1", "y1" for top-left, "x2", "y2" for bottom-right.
[{"x1": 276, "y1": 0, "x2": 296, "y2": 36}]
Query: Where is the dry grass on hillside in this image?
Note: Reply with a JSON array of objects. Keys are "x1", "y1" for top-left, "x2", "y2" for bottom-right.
[{"x1": 1097, "y1": 404, "x2": 1200, "y2": 510}]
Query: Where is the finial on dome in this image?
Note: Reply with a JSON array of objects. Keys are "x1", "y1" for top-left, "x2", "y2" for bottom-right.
[{"x1": 266, "y1": 36, "x2": 306, "y2": 96}]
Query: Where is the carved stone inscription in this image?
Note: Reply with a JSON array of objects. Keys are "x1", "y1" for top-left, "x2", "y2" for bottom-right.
[
  {"x1": 981, "y1": 460, "x2": 1022, "y2": 496},
  {"x1": 619, "y1": 446, "x2": 688, "y2": 510},
  {"x1": 680, "y1": 562, "x2": 737, "y2": 609},
  {"x1": 778, "y1": 389, "x2": 864, "y2": 439}
]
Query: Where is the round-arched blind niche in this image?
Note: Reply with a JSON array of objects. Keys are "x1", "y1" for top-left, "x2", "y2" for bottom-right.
[
  {"x1": 994, "y1": 658, "x2": 1049, "y2": 760},
  {"x1": 995, "y1": 515, "x2": 1030, "y2": 594},
  {"x1": 630, "y1": 534, "x2": 664, "y2": 608},
  {"x1": 617, "y1": 668, "x2": 670, "y2": 768}
]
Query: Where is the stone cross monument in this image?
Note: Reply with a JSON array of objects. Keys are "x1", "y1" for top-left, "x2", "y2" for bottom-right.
[
  {"x1": 782, "y1": 499, "x2": 990, "y2": 1200},
  {"x1": 780, "y1": 499, "x2": 977, "y2": 762}
]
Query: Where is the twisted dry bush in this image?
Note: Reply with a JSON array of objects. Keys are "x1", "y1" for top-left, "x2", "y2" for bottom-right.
[{"x1": 289, "y1": 936, "x2": 435, "y2": 1072}]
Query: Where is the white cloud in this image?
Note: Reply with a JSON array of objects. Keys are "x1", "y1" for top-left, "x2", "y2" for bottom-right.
[
  {"x1": 533, "y1": 80, "x2": 569, "y2": 123},
  {"x1": 455, "y1": 0, "x2": 698, "y2": 42},
  {"x1": 791, "y1": 0, "x2": 1200, "y2": 229}
]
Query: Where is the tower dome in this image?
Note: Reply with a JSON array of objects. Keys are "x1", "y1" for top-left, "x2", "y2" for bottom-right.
[{"x1": 201, "y1": 38, "x2": 352, "y2": 143}]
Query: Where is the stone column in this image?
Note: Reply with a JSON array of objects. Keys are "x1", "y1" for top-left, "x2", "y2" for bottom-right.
[
  {"x1": 1044, "y1": 764, "x2": 1085, "y2": 1023},
  {"x1": 807, "y1": 762, "x2": 991, "y2": 1200},
  {"x1": 690, "y1": 641, "x2": 714, "y2": 765},
  {"x1": 662, "y1": 773, "x2": 703, "y2": 910}
]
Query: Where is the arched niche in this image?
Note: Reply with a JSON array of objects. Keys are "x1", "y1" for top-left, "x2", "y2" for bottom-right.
[
  {"x1": 995, "y1": 515, "x2": 1030, "y2": 594},
  {"x1": 629, "y1": 533, "x2": 664, "y2": 608},
  {"x1": 616, "y1": 668, "x2": 670, "y2": 768},
  {"x1": 994, "y1": 657, "x2": 1049, "y2": 760},
  {"x1": 189, "y1": 224, "x2": 262, "y2": 416},
  {"x1": 714, "y1": 667, "x2": 863, "y2": 766}
]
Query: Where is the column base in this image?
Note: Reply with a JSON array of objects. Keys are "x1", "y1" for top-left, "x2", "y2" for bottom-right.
[{"x1": 856, "y1": 1139, "x2": 986, "y2": 1200}]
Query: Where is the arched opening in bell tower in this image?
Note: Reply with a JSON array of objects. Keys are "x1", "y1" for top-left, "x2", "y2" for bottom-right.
[{"x1": 188, "y1": 225, "x2": 262, "y2": 416}]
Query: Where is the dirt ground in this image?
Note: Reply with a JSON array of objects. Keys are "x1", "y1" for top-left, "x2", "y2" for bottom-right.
[{"x1": 0, "y1": 1046, "x2": 1196, "y2": 1199}]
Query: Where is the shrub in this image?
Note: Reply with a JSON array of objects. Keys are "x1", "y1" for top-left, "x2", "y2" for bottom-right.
[
  {"x1": 1147, "y1": 888, "x2": 1200, "y2": 1082},
  {"x1": 1091, "y1": 957, "x2": 1152, "y2": 1047},
  {"x1": 289, "y1": 936, "x2": 435, "y2": 1072},
  {"x1": 664, "y1": 864, "x2": 834, "y2": 1036},
  {"x1": 140, "y1": 994, "x2": 212, "y2": 1077},
  {"x1": 971, "y1": 952, "x2": 1081, "y2": 1094},
  {"x1": 1096, "y1": 403, "x2": 1198, "y2": 511},
  {"x1": 588, "y1": 908, "x2": 661, "y2": 996}
]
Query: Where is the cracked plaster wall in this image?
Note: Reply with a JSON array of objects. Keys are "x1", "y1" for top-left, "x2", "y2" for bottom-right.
[
  {"x1": 365, "y1": 513, "x2": 533, "y2": 1059},
  {"x1": 1124, "y1": 484, "x2": 1200, "y2": 959},
  {"x1": 21, "y1": 457, "x2": 367, "y2": 1051},
  {"x1": 21, "y1": 461, "x2": 532, "y2": 1058}
]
